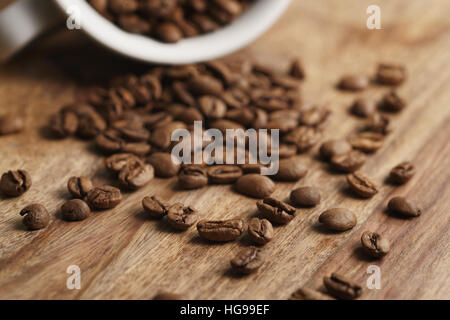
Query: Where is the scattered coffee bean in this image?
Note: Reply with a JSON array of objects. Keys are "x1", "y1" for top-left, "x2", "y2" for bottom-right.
[
  {"x1": 379, "y1": 91, "x2": 406, "y2": 112},
  {"x1": 235, "y1": 174, "x2": 275, "y2": 199},
  {"x1": 388, "y1": 196, "x2": 421, "y2": 217},
  {"x1": 319, "y1": 208, "x2": 357, "y2": 231},
  {"x1": 349, "y1": 131, "x2": 384, "y2": 153},
  {"x1": 20, "y1": 204, "x2": 49, "y2": 230},
  {"x1": 61, "y1": 199, "x2": 91, "y2": 221},
  {"x1": 230, "y1": 246, "x2": 265, "y2": 274},
  {"x1": 290, "y1": 288, "x2": 333, "y2": 300},
  {"x1": 178, "y1": 165, "x2": 208, "y2": 189},
  {"x1": 67, "y1": 176, "x2": 93, "y2": 199},
  {"x1": 350, "y1": 97, "x2": 377, "y2": 118},
  {"x1": 376, "y1": 63, "x2": 406, "y2": 86},
  {"x1": 323, "y1": 273, "x2": 362, "y2": 300},
  {"x1": 361, "y1": 231, "x2": 390, "y2": 258},
  {"x1": 207, "y1": 165, "x2": 242, "y2": 184},
  {"x1": 289, "y1": 58, "x2": 305, "y2": 80},
  {"x1": 331, "y1": 150, "x2": 367, "y2": 173},
  {"x1": 87, "y1": 186, "x2": 122, "y2": 210},
  {"x1": 338, "y1": 75, "x2": 369, "y2": 91},
  {"x1": 119, "y1": 162, "x2": 154, "y2": 189},
  {"x1": 390, "y1": 161, "x2": 415, "y2": 184},
  {"x1": 248, "y1": 218, "x2": 273, "y2": 245},
  {"x1": 346, "y1": 171, "x2": 378, "y2": 198},
  {"x1": 153, "y1": 292, "x2": 184, "y2": 300},
  {"x1": 319, "y1": 139, "x2": 352, "y2": 161},
  {"x1": 290, "y1": 186, "x2": 321, "y2": 207},
  {"x1": 142, "y1": 196, "x2": 170, "y2": 219},
  {"x1": 0, "y1": 170, "x2": 32, "y2": 197},
  {"x1": 299, "y1": 107, "x2": 330, "y2": 127},
  {"x1": 273, "y1": 158, "x2": 308, "y2": 182},
  {"x1": 0, "y1": 114, "x2": 24, "y2": 136},
  {"x1": 197, "y1": 219, "x2": 246, "y2": 242},
  {"x1": 366, "y1": 112, "x2": 392, "y2": 135},
  {"x1": 105, "y1": 153, "x2": 142, "y2": 172},
  {"x1": 155, "y1": 22, "x2": 183, "y2": 43},
  {"x1": 257, "y1": 197, "x2": 296, "y2": 224},
  {"x1": 167, "y1": 203, "x2": 198, "y2": 231},
  {"x1": 283, "y1": 126, "x2": 322, "y2": 152},
  {"x1": 147, "y1": 152, "x2": 180, "y2": 178},
  {"x1": 49, "y1": 111, "x2": 78, "y2": 138}
]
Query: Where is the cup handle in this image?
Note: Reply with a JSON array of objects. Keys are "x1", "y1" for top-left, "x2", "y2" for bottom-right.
[{"x1": 0, "y1": 0, "x2": 63, "y2": 61}]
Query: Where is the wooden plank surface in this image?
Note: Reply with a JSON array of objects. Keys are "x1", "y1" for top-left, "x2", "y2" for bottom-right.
[{"x1": 0, "y1": 0, "x2": 449, "y2": 299}]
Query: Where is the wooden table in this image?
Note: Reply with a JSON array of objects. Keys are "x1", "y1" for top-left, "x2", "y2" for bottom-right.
[{"x1": 0, "y1": 0, "x2": 449, "y2": 300}]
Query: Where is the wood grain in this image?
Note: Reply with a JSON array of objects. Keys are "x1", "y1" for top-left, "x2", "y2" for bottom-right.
[{"x1": 0, "y1": 0, "x2": 449, "y2": 299}]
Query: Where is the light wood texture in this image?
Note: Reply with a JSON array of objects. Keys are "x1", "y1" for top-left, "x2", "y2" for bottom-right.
[{"x1": 0, "y1": 0, "x2": 449, "y2": 300}]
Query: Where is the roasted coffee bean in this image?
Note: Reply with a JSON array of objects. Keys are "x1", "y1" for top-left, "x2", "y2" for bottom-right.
[
  {"x1": 388, "y1": 196, "x2": 421, "y2": 217},
  {"x1": 61, "y1": 199, "x2": 91, "y2": 221},
  {"x1": 105, "y1": 153, "x2": 142, "y2": 172},
  {"x1": 87, "y1": 186, "x2": 122, "y2": 210},
  {"x1": 361, "y1": 231, "x2": 390, "y2": 258},
  {"x1": 119, "y1": 162, "x2": 154, "y2": 189},
  {"x1": 338, "y1": 75, "x2": 369, "y2": 91},
  {"x1": 273, "y1": 158, "x2": 308, "y2": 182},
  {"x1": 177, "y1": 107, "x2": 204, "y2": 125},
  {"x1": 150, "y1": 121, "x2": 186, "y2": 150},
  {"x1": 320, "y1": 139, "x2": 352, "y2": 160},
  {"x1": 142, "y1": 196, "x2": 170, "y2": 219},
  {"x1": 277, "y1": 143, "x2": 297, "y2": 159},
  {"x1": 0, "y1": 114, "x2": 24, "y2": 136},
  {"x1": 290, "y1": 186, "x2": 321, "y2": 207},
  {"x1": 349, "y1": 132, "x2": 384, "y2": 153},
  {"x1": 248, "y1": 218, "x2": 273, "y2": 245},
  {"x1": 390, "y1": 161, "x2": 415, "y2": 184},
  {"x1": 147, "y1": 152, "x2": 180, "y2": 178},
  {"x1": 299, "y1": 107, "x2": 330, "y2": 127},
  {"x1": 323, "y1": 273, "x2": 362, "y2": 300},
  {"x1": 235, "y1": 174, "x2": 275, "y2": 199},
  {"x1": 240, "y1": 163, "x2": 266, "y2": 174},
  {"x1": 230, "y1": 246, "x2": 264, "y2": 274},
  {"x1": 331, "y1": 150, "x2": 367, "y2": 173},
  {"x1": 67, "y1": 176, "x2": 94, "y2": 198},
  {"x1": 153, "y1": 292, "x2": 184, "y2": 300},
  {"x1": 0, "y1": 170, "x2": 32, "y2": 197},
  {"x1": 366, "y1": 113, "x2": 391, "y2": 135},
  {"x1": 350, "y1": 97, "x2": 377, "y2": 118},
  {"x1": 197, "y1": 219, "x2": 246, "y2": 242},
  {"x1": 118, "y1": 14, "x2": 151, "y2": 33},
  {"x1": 346, "y1": 172, "x2": 378, "y2": 198},
  {"x1": 207, "y1": 165, "x2": 242, "y2": 184},
  {"x1": 283, "y1": 126, "x2": 322, "y2": 152},
  {"x1": 290, "y1": 288, "x2": 333, "y2": 300},
  {"x1": 155, "y1": 22, "x2": 183, "y2": 43},
  {"x1": 380, "y1": 91, "x2": 406, "y2": 112},
  {"x1": 77, "y1": 110, "x2": 107, "y2": 139},
  {"x1": 265, "y1": 118, "x2": 298, "y2": 134},
  {"x1": 319, "y1": 208, "x2": 357, "y2": 231},
  {"x1": 289, "y1": 58, "x2": 305, "y2": 80},
  {"x1": 257, "y1": 197, "x2": 296, "y2": 224},
  {"x1": 376, "y1": 63, "x2": 406, "y2": 86},
  {"x1": 209, "y1": 119, "x2": 245, "y2": 134},
  {"x1": 178, "y1": 165, "x2": 208, "y2": 189},
  {"x1": 198, "y1": 96, "x2": 227, "y2": 119},
  {"x1": 188, "y1": 75, "x2": 224, "y2": 96},
  {"x1": 167, "y1": 203, "x2": 198, "y2": 230},
  {"x1": 49, "y1": 111, "x2": 78, "y2": 138},
  {"x1": 112, "y1": 120, "x2": 150, "y2": 141},
  {"x1": 20, "y1": 204, "x2": 50, "y2": 230},
  {"x1": 108, "y1": 0, "x2": 138, "y2": 14}
]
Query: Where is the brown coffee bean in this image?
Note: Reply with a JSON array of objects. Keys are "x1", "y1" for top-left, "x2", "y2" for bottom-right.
[
  {"x1": 119, "y1": 162, "x2": 154, "y2": 189},
  {"x1": 319, "y1": 208, "x2": 357, "y2": 231},
  {"x1": 61, "y1": 199, "x2": 91, "y2": 221},
  {"x1": 150, "y1": 121, "x2": 186, "y2": 150},
  {"x1": 278, "y1": 143, "x2": 297, "y2": 159},
  {"x1": 142, "y1": 196, "x2": 170, "y2": 219},
  {"x1": 331, "y1": 150, "x2": 367, "y2": 173},
  {"x1": 380, "y1": 91, "x2": 406, "y2": 112},
  {"x1": 118, "y1": 14, "x2": 151, "y2": 33},
  {"x1": 376, "y1": 63, "x2": 406, "y2": 86},
  {"x1": 0, "y1": 115, "x2": 24, "y2": 136},
  {"x1": 338, "y1": 75, "x2": 369, "y2": 91},
  {"x1": 49, "y1": 111, "x2": 78, "y2": 138},
  {"x1": 361, "y1": 231, "x2": 390, "y2": 258},
  {"x1": 230, "y1": 246, "x2": 264, "y2": 274},
  {"x1": 207, "y1": 165, "x2": 242, "y2": 184},
  {"x1": 191, "y1": 13, "x2": 220, "y2": 33},
  {"x1": 167, "y1": 203, "x2": 198, "y2": 230},
  {"x1": 388, "y1": 196, "x2": 421, "y2": 217},
  {"x1": 77, "y1": 110, "x2": 106, "y2": 139},
  {"x1": 257, "y1": 197, "x2": 296, "y2": 224},
  {"x1": 197, "y1": 219, "x2": 246, "y2": 242},
  {"x1": 105, "y1": 153, "x2": 142, "y2": 172},
  {"x1": 289, "y1": 58, "x2": 305, "y2": 80},
  {"x1": 273, "y1": 158, "x2": 308, "y2": 182},
  {"x1": 390, "y1": 161, "x2": 415, "y2": 184},
  {"x1": 109, "y1": 0, "x2": 138, "y2": 14},
  {"x1": 290, "y1": 186, "x2": 321, "y2": 207},
  {"x1": 323, "y1": 273, "x2": 362, "y2": 300},
  {"x1": 248, "y1": 218, "x2": 273, "y2": 245},
  {"x1": 299, "y1": 107, "x2": 330, "y2": 127},
  {"x1": 350, "y1": 97, "x2": 377, "y2": 118},
  {"x1": 153, "y1": 292, "x2": 184, "y2": 300},
  {"x1": 0, "y1": 170, "x2": 32, "y2": 197},
  {"x1": 20, "y1": 204, "x2": 50, "y2": 230},
  {"x1": 290, "y1": 288, "x2": 333, "y2": 300},
  {"x1": 178, "y1": 165, "x2": 208, "y2": 189},
  {"x1": 235, "y1": 174, "x2": 275, "y2": 199},
  {"x1": 283, "y1": 126, "x2": 322, "y2": 152},
  {"x1": 198, "y1": 96, "x2": 227, "y2": 119},
  {"x1": 112, "y1": 120, "x2": 150, "y2": 142},
  {"x1": 67, "y1": 176, "x2": 93, "y2": 198},
  {"x1": 155, "y1": 22, "x2": 183, "y2": 43},
  {"x1": 147, "y1": 152, "x2": 180, "y2": 178},
  {"x1": 87, "y1": 186, "x2": 122, "y2": 210},
  {"x1": 320, "y1": 139, "x2": 352, "y2": 161},
  {"x1": 346, "y1": 172, "x2": 378, "y2": 198},
  {"x1": 366, "y1": 113, "x2": 391, "y2": 135},
  {"x1": 349, "y1": 132, "x2": 384, "y2": 153},
  {"x1": 188, "y1": 75, "x2": 224, "y2": 96}
]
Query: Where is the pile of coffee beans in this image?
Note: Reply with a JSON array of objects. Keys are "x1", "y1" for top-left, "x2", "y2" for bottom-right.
[{"x1": 88, "y1": 0, "x2": 254, "y2": 43}]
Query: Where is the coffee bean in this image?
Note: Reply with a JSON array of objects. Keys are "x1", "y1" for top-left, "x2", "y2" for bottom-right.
[
  {"x1": 290, "y1": 186, "x2": 321, "y2": 207},
  {"x1": 167, "y1": 203, "x2": 198, "y2": 231},
  {"x1": 61, "y1": 199, "x2": 91, "y2": 221},
  {"x1": 0, "y1": 170, "x2": 32, "y2": 197},
  {"x1": 257, "y1": 197, "x2": 296, "y2": 224},
  {"x1": 388, "y1": 196, "x2": 421, "y2": 217},
  {"x1": 105, "y1": 153, "x2": 142, "y2": 172},
  {"x1": 366, "y1": 113, "x2": 391, "y2": 135},
  {"x1": 323, "y1": 273, "x2": 362, "y2": 300},
  {"x1": 67, "y1": 176, "x2": 93, "y2": 199},
  {"x1": 319, "y1": 208, "x2": 357, "y2": 231},
  {"x1": 87, "y1": 186, "x2": 122, "y2": 210},
  {"x1": 380, "y1": 91, "x2": 406, "y2": 112},
  {"x1": 147, "y1": 152, "x2": 180, "y2": 178},
  {"x1": 273, "y1": 158, "x2": 308, "y2": 182},
  {"x1": 338, "y1": 75, "x2": 369, "y2": 91},
  {"x1": 197, "y1": 219, "x2": 246, "y2": 242},
  {"x1": 207, "y1": 165, "x2": 243, "y2": 184},
  {"x1": 289, "y1": 58, "x2": 305, "y2": 80},
  {"x1": 198, "y1": 96, "x2": 227, "y2": 120},
  {"x1": 20, "y1": 204, "x2": 49, "y2": 230},
  {"x1": 112, "y1": 120, "x2": 150, "y2": 142},
  {"x1": 284, "y1": 126, "x2": 322, "y2": 152},
  {"x1": 119, "y1": 162, "x2": 154, "y2": 189},
  {"x1": 155, "y1": 22, "x2": 183, "y2": 43},
  {"x1": 290, "y1": 288, "x2": 333, "y2": 300},
  {"x1": 230, "y1": 246, "x2": 264, "y2": 274},
  {"x1": 346, "y1": 172, "x2": 378, "y2": 198},
  {"x1": 376, "y1": 63, "x2": 406, "y2": 86},
  {"x1": 0, "y1": 115, "x2": 24, "y2": 136},
  {"x1": 277, "y1": 143, "x2": 297, "y2": 159},
  {"x1": 248, "y1": 218, "x2": 273, "y2": 245},
  {"x1": 331, "y1": 150, "x2": 367, "y2": 173},
  {"x1": 77, "y1": 110, "x2": 107, "y2": 139},
  {"x1": 299, "y1": 107, "x2": 330, "y2": 127},
  {"x1": 150, "y1": 121, "x2": 186, "y2": 150},
  {"x1": 349, "y1": 132, "x2": 384, "y2": 153},
  {"x1": 188, "y1": 75, "x2": 224, "y2": 96},
  {"x1": 142, "y1": 196, "x2": 170, "y2": 219},
  {"x1": 153, "y1": 292, "x2": 184, "y2": 300},
  {"x1": 361, "y1": 231, "x2": 390, "y2": 258},
  {"x1": 108, "y1": 0, "x2": 138, "y2": 14},
  {"x1": 235, "y1": 174, "x2": 275, "y2": 199},
  {"x1": 350, "y1": 97, "x2": 377, "y2": 118},
  {"x1": 49, "y1": 111, "x2": 78, "y2": 138},
  {"x1": 320, "y1": 139, "x2": 352, "y2": 161},
  {"x1": 390, "y1": 161, "x2": 415, "y2": 184},
  {"x1": 178, "y1": 165, "x2": 208, "y2": 189}
]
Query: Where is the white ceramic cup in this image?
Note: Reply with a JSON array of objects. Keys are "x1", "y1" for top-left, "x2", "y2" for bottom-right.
[{"x1": 0, "y1": 0, "x2": 291, "y2": 64}]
